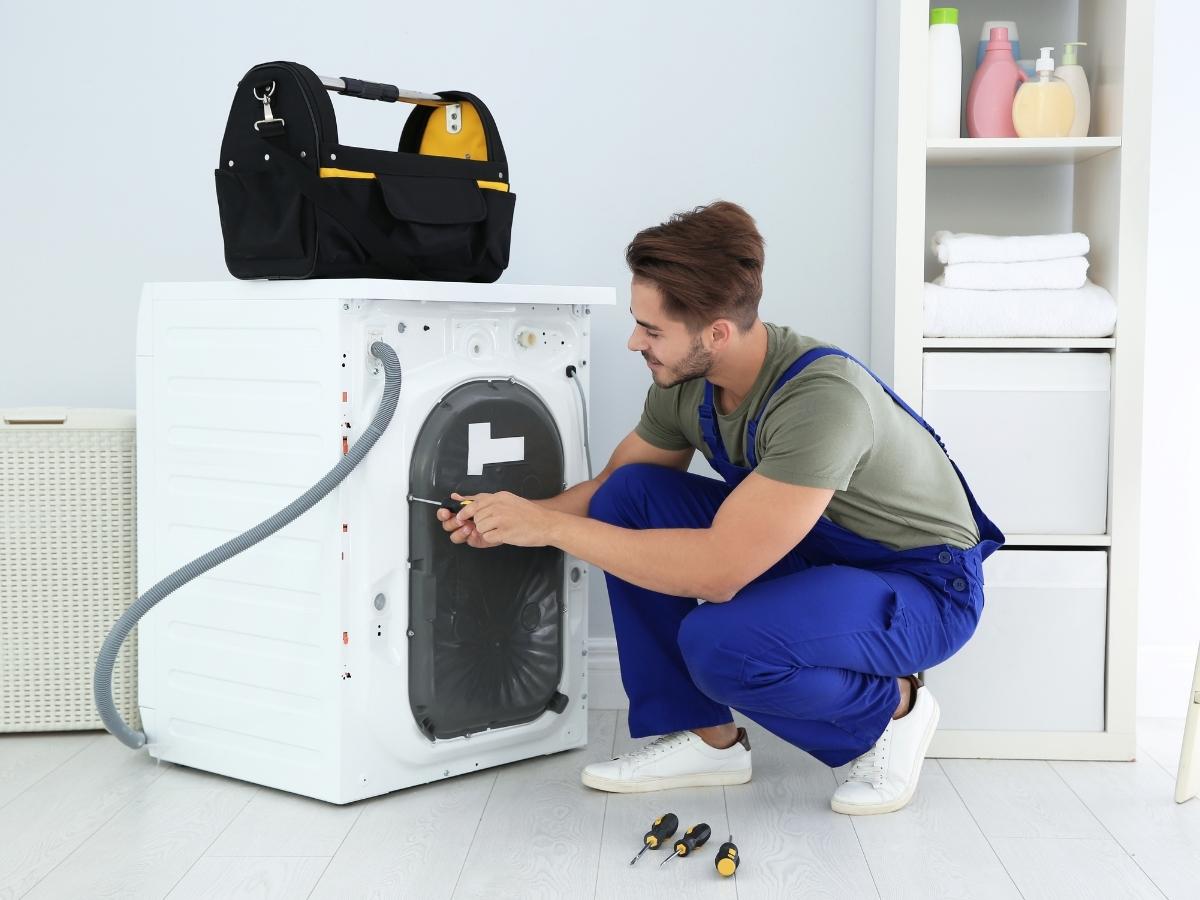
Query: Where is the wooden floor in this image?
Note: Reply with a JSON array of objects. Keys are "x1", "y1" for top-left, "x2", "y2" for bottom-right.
[{"x1": 0, "y1": 713, "x2": 1195, "y2": 899}]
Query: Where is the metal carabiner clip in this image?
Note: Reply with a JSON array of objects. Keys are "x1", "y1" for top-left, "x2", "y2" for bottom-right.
[{"x1": 253, "y1": 81, "x2": 285, "y2": 132}]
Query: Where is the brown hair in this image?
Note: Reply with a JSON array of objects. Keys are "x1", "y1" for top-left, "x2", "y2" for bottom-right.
[{"x1": 625, "y1": 200, "x2": 765, "y2": 334}]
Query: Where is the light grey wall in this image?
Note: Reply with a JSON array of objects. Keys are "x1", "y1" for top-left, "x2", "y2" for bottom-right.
[
  {"x1": 1139, "y1": 0, "x2": 1200, "y2": 716},
  {"x1": 0, "y1": 0, "x2": 878, "y2": 639}
]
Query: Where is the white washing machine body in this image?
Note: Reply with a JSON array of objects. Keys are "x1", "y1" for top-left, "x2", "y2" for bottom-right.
[{"x1": 135, "y1": 279, "x2": 614, "y2": 803}]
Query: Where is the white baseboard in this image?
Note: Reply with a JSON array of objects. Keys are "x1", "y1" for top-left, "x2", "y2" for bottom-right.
[
  {"x1": 588, "y1": 638, "x2": 1199, "y2": 719},
  {"x1": 1138, "y1": 643, "x2": 1199, "y2": 718},
  {"x1": 587, "y1": 637, "x2": 628, "y2": 710}
]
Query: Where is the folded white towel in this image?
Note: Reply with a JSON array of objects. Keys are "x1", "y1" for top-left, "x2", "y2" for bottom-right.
[
  {"x1": 923, "y1": 280, "x2": 1117, "y2": 338},
  {"x1": 938, "y1": 257, "x2": 1089, "y2": 290},
  {"x1": 932, "y1": 231, "x2": 1091, "y2": 265}
]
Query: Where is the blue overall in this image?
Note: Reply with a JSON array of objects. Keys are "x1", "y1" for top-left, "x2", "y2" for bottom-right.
[{"x1": 588, "y1": 348, "x2": 1005, "y2": 767}]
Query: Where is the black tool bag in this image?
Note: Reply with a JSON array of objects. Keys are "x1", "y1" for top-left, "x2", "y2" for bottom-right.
[{"x1": 215, "y1": 61, "x2": 515, "y2": 282}]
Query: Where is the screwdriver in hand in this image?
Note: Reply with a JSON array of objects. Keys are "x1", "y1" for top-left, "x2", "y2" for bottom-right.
[
  {"x1": 629, "y1": 813, "x2": 678, "y2": 866},
  {"x1": 409, "y1": 495, "x2": 473, "y2": 513},
  {"x1": 658, "y1": 822, "x2": 711, "y2": 867},
  {"x1": 714, "y1": 834, "x2": 740, "y2": 877}
]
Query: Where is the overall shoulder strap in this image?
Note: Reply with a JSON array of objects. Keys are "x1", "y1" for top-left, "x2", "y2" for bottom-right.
[
  {"x1": 697, "y1": 380, "x2": 726, "y2": 459},
  {"x1": 745, "y1": 347, "x2": 843, "y2": 467},
  {"x1": 745, "y1": 346, "x2": 949, "y2": 468}
]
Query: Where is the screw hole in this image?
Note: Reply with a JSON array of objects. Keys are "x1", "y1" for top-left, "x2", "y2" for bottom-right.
[{"x1": 423, "y1": 325, "x2": 431, "y2": 332}]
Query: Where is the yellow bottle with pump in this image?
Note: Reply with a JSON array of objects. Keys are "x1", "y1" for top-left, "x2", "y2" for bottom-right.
[{"x1": 1012, "y1": 46, "x2": 1075, "y2": 137}]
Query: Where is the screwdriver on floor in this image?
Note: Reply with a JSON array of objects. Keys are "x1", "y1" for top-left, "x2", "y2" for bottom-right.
[
  {"x1": 714, "y1": 834, "x2": 740, "y2": 877},
  {"x1": 659, "y1": 822, "x2": 711, "y2": 867},
  {"x1": 629, "y1": 813, "x2": 678, "y2": 866}
]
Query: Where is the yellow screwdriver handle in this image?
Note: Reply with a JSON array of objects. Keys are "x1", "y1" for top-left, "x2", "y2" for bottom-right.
[{"x1": 715, "y1": 835, "x2": 739, "y2": 876}]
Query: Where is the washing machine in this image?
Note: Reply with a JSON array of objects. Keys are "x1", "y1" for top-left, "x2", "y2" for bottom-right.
[{"x1": 134, "y1": 278, "x2": 614, "y2": 803}]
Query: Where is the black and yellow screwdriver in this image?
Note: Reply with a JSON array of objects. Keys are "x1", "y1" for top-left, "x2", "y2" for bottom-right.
[
  {"x1": 658, "y1": 822, "x2": 711, "y2": 867},
  {"x1": 714, "y1": 834, "x2": 740, "y2": 877},
  {"x1": 409, "y1": 495, "x2": 474, "y2": 514},
  {"x1": 628, "y1": 813, "x2": 678, "y2": 866}
]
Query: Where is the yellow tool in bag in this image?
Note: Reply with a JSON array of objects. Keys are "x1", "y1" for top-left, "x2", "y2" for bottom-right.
[{"x1": 215, "y1": 61, "x2": 514, "y2": 282}]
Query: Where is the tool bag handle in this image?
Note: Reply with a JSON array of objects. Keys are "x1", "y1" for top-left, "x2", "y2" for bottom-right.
[{"x1": 320, "y1": 75, "x2": 448, "y2": 105}]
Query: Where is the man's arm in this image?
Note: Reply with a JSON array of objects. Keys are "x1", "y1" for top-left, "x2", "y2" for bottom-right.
[
  {"x1": 532, "y1": 431, "x2": 695, "y2": 518},
  {"x1": 548, "y1": 471, "x2": 833, "y2": 602},
  {"x1": 442, "y1": 431, "x2": 693, "y2": 549}
]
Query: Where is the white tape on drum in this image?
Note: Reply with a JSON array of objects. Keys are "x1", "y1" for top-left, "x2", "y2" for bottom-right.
[{"x1": 466, "y1": 422, "x2": 525, "y2": 475}]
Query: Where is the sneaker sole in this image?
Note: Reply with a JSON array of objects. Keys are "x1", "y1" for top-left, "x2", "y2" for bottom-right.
[
  {"x1": 581, "y1": 767, "x2": 751, "y2": 793},
  {"x1": 830, "y1": 697, "x2": 941, "y2": 816}
]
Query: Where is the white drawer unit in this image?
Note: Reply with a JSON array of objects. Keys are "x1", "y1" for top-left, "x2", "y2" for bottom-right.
[
  {"x1": 923, "y1": 352, "x2": 1111, "y2": 535},
  {"x1": 924, "y1": 549, "x2": 1108, "y2": 732}
]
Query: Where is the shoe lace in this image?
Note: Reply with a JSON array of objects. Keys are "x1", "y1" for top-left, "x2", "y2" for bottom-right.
[
  {"x1": 846, "y1": 729, "x2": 890, "y2": 786},
  {"x1": 619, "y1": 731, "x2": 691, "y2": 763}
]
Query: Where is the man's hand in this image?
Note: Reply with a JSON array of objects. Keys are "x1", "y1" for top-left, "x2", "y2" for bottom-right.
[
  {"x1": 451, "y1": 490, "x2": 560, "y2": 548},
  {"x1": 436, "y1": 497, "x2": 496, "y2": 549}
]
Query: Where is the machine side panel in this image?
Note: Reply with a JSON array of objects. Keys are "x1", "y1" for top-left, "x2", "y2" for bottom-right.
[{"x1": 138, "y1": 295, "x2": 345, "y2": 799}]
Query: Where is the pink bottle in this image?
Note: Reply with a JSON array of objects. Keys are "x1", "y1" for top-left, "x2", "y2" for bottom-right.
[{"x1": 966, "y1": 27, "x2": 1029, "y2": 137}]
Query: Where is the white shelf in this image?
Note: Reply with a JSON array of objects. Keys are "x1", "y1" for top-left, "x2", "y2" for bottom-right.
[
  {"x1": 923, "y1": 338, "x2": 1117, "y2": 349},
  {"x1": 1001, "y1": 533, "x2": 1112, "y2": 548},
  {"x1": 930, "y1": 729, "x2": 1134, "y2": 761},
  {"x1": 927, "y1": 137, "x2": 1122, "y2": 167}
]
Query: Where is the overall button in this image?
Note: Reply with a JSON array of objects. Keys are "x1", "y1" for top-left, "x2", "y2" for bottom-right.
[
  {"x1": 938, "y1": 550, "x2": 953, "y2": 564},
  {"x1": 952, "y1": 577, "x2": 968, "y2": 592}
]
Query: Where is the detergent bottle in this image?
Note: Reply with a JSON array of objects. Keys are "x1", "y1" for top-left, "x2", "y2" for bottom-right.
[
  {"x1": 966, "y1": 27, "x2": 1028, "y2": 137},
  {"x1": 927, "y1": 7, "x2": 963, "y2": 138},
  {"x1": 1058, "y1": 42, "x2": 1091, "y2": 136},
  {"x1": 1012, "y1": 47, "x2": 1076, "y2": 137}
]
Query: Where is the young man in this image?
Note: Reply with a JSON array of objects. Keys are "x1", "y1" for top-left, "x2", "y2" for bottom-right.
[{"x1": 441, "y1": 201, "x2": 1004, "y2": 815}]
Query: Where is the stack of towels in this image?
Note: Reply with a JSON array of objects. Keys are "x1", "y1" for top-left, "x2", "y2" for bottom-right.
[{"x1": 923, "y1": 231, "x2": 1117, "y2": 338}]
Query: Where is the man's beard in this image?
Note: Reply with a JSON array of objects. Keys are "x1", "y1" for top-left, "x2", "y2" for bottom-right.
[{"x1": 649, "y1": 334, "x2": 713, "y2": 388}]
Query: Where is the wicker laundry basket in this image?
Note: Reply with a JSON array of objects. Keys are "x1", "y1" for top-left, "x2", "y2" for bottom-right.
[{"x1": 0, "y1": 407, "x2": 140, "y2": 732}]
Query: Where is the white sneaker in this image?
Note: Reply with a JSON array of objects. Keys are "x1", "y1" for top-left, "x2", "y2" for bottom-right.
[
  {"x1": 830, "y1": 678, "x2": 940, "y2": 816},
  {"x1": 581, "y1": 727, "x2": 752, "y2": 793}
]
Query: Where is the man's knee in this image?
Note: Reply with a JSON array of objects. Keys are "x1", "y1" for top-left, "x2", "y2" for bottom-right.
[
  {"x1": 677, "y1": 604, "x2": 742, "y2": 701},
  {"x1": 679, "y1": 603, "x2": 847, "y2": 719},
  {"x1": 587, "y1": 462, "x2": 669, "y2": 525}
]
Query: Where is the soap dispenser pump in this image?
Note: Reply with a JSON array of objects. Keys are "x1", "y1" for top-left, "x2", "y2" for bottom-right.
[{"x1": 1012, "y1": 46, "x2": 1075, "y2": 137}]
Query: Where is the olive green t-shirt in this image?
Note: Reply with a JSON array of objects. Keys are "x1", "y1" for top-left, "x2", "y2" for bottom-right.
[{"x1": 634, "y1": 322, "x2": 980, "y2": 551}]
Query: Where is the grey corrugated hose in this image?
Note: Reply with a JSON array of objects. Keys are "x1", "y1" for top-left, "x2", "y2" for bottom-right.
[{"x1": 93, "y1": 341, "x2": 402, "y2": 749}]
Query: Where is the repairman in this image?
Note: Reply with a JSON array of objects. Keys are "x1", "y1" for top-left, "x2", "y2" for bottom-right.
[{"x1": 438, "y1": 200, "x2": 1004, "y2": 815}]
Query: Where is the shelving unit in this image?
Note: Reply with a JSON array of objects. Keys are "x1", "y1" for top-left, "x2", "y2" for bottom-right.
[
  {"x1": 923, "y1": 337, "x2": 1116, "y2": 348},
  {"x1": 871, "y1": 0, "x2": 1153, "y2": 760},
  {"x1": 1003, "y1": 533, "x2": 1112, "y2": 547},
  {"x1": 927, "y1": 136, "x2": 1121, "y2": 165}
]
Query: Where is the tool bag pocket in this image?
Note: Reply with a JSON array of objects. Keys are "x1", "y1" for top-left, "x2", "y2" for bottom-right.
[
  {"x1": 214, "y1": 169, "x2": 310, "y2": 258},
  {"x1": 215, "y1": 61, "x2": 514, "y2": 282}
]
